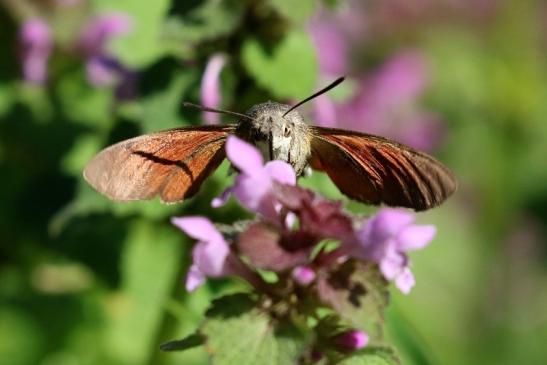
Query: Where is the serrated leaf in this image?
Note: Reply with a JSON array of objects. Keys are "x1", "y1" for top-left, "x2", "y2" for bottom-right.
[
  {"x1": 242, "y1": 31, "x2": 318, "y2": 100},
  {"x1": 338, "y1": 346, "x2": 401, "y2": 365},
  {"x1": 160, "y1": 333, "x2": 205, "y2": 352},
  {"x1": 317, "y1": 261, "x2": 389, "y2": 340},
  {"x1": 267, "y1": 0, "x2": 315, "y2": 25},
  {"x1": 201, "y1": 293, "x2": 308, "y2": 365}
]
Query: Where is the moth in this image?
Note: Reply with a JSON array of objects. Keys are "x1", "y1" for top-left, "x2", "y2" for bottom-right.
[{"x1": 84, "y1": 78, "x2": 457, "y2": 211}]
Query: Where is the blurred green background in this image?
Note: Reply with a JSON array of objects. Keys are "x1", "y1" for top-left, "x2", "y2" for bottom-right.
[{"x1": 1, "y1": 0, "x2": 546, "y2": 364}]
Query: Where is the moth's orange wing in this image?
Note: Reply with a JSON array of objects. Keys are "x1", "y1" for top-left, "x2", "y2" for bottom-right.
[
  {"x1": 309, "y1": 126, "x2": 457, "y2": 211},
  {"x1": 83, "y1": 125, "x2": 235, "y2": 203}
]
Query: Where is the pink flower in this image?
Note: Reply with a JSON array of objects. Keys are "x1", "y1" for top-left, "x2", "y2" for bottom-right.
[
  {"x1": 18, "y1": 18, "x2": 52, "y2": 84},
  {"x1": 308, "y1": 16, "x2": 349, "y2": 77},
  {"x1": 78, "y1": 13, "x2": 132, "y2": 56},
  {"x1": 171, "y1": 216, "x2": 231, "y2": 291},
  {"x1": 308, "y1": 1, "x2": 368, "y2": 76},
  {"x1": 86, "y1": 56, "x2": 121, "y2": 87},
  {"x1": 333, "y1": 330, "x2": 369, "y2": 352},
  {"x1": 351, "y1": 208, "x2": 436, "y2": 294},
  {"x1": 200, "y1": 54, "x2": 227, "y2": 124},
  {"x1": 313, "y1": 50, "x2": 444, "y2": 151},
  {"x1": 212, "y1": 136, "x2": 296, "y2": 220},
  {"x1": 292, "y1": 266, "x2": 316, "y2": 286},
  {"x1": 77, "y1": 13, "x2": 136, "y2": 96}
]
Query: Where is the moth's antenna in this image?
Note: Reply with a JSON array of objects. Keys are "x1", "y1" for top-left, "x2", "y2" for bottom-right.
[
  {"x1": 182, "y1": 102, "x2": 254, "y2": 121},
  {"x1": 282, "y1": 76, "x2": 345, "y2": 117}
]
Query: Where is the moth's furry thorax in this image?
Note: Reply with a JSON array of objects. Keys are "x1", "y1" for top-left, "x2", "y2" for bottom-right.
[{"x1": 236, "y1": 101, "x2": 311, "y2": 176}]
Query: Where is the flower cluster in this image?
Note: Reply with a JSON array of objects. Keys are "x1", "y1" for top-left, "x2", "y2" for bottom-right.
[
  {"x1": 309, "y1": 3, "x2": 444, "y2": 151},
  {"x1": 18, "y1": 18, "x2": 53, "y2": 84},
  {"x1": 171, "y1": 136, "x2": 436, "y2": 354},
  {"x1": 17, "y1": 13, "x2": 135, "y2": 98},
  {"x1": 77, "y1": 13, "x2": 135, "y2": 93}
]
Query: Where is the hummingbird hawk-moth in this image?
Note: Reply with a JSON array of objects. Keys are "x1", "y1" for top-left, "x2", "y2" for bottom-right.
[{"x1": 83, "y1": 78, "x2": 457, "y2": 211}]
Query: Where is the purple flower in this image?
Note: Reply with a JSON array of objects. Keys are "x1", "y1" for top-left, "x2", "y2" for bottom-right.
[
  {"x1": 200, "y1": 54, "x2": 227, "y2": 124},
  {"x1": 308, "y1": 16, "x2": 349, "y2": 77},
  {"x1": 313, "y1": 50, "x2": 444, "y2": 151},
  {"x1": 308, "y1": 1, "x2": 368, "y2": 76},
  {"x1": 237, "y1": 184, "x2": 354, "y2": 271},
  {"x1": 212, "y1": 136, "x2": 296, "y2": 220},
  {"x1": 18, "y1": 18, "x2": 52, "y2": 84},
  {"x1": 77, "y1": 13, "x2": 136, "y2": 96},
  {"x1": 78, "y1": 13, "x2": 132, "y2": 56},
  {"x1": 292, "y1": 266, "x2": 316, "y2": 286},
  {"x1": 86, "y1": 56, "x2": 121, "y2": 87},
  {"x1": 85, "y1": 55, "x2": 137, "y2": 99},
  {"x1": 313, "y1": 93, "x2": 337, "y2": 127},
  {"x1": 171, "y1": 216, "x2": 231, "y2": 291},
  {"x1": 332, "y1": 330, "x2": 369, "y2": 352},
  {"x1": 351, "y1": 208, "x2": 436, "y2": 294}
]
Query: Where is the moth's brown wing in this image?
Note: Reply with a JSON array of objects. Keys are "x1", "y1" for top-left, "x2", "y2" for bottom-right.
[
  {"x1": 309, "y1": 126, "x2": 457, "y2": 211},
  {"x1": 83, "y1": 125, "x2": 235, "y2": 203}
]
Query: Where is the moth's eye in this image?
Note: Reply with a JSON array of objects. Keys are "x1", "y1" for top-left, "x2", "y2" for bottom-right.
[{"x1": 282, "y1": 125, "x2": 291, "y2": 137}]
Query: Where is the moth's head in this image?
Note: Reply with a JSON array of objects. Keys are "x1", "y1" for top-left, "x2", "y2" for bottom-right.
[{"x1": 237, "y1": 101, "x2": 310, "y2": 175}]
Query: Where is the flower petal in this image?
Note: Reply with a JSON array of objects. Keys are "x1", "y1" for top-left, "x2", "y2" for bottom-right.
[
  {"x1": 79, "y1": 13, "x2": 132, "y2": 56},
  {"x1": 18, "y1": 18, "x2": 52, "y2": 84},
  {"x1": 192, "y1": 239, "x2": 230, "y2": 277},
  {"x1": 225, "y1": 136, "x2": 263, "y2": 174},
  {"x1": 86, "y1": 56, "x2": 120, "y2": 87},
  {"x1": 397, "y1": 224, "x2": 436, "y2": 251},
  {"x1": 292, "y1": 266, "x2": 316, "y2": 286},
  {"x1": 365, "y1": 208, "x2": 415, "y2": 244},
  {"x1": 313, "y1": 93, "x2": 338, "y2": 127},
  {"x1": 185, "y1": 264, "x2": 206, "y2": 292},
  {"x1": 211, "y1": 187, "x2": 233, "y2": 208},
  {"x1": 200, "y1": 54, "x2": 227, "y2": 125},
  {"x1": 232, "y1": 173, "x2": 271, "y2": 212},
  {"x1": 264, "y1": 160, "x2": 296, "y2": 185},
  {"x1": 171, "y1": 216, "x2": 222, "y2": 242},
  {"x1": 395, "y1": 267, "x2": 415, "y2": 294},
  {"x1": 19, "y1": 18, "x2": 51, "y2": 51},
  {"x1": 333, "y1": 330, "x2": 369, "y2": 351},
  {"x1": 284, "y1": 211, "x2": 297, "y2": 229},
  {"x1": 379, "y1": 246, "x2": 405, "y2": 280}
]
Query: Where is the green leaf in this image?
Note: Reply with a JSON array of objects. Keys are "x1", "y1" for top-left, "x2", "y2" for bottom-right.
[
  {"x1": 16, "y1": 84, "x2": 53, "y2": 124},
  {"x1": 104, "y1": 220, "x2": 184, "y2": 365},
  {"x1": 92, "y1": 0, "x2": 171, "y2": 67},
  {"x1": 61, "y1": 133, "x2": 103, "y2": 176},
  {"x1": 316, "y1": 262, "x2": 389, "y2": 340},
  {"x1": 201, "y1": 293, "x2": 309, "y2": 365},
  {"x1": 267, "y1": 0, "x2": 315, "y2": 25},
  {"x1": 338, "y1": 346, "x2": 401, "y2": 365},
  {"x1": 55, "y1": 69, "x2": 114, "y2": 129},
  {"x1": 160, "y1": 333, "x2": 205, "y2": 352},
  {"x1": 242, "y1": 31, "x2": 318, "y2": 100},
  {"x1": 0, "y1": 307, "x2": 43, "y2": 365},
  {"x1": 0, "y1": 84, "x2": 15, "y2": 118},
  {"x1": 133, "y1": 69, "x2": 195, "y2": 133},
  {"x1": 163, "y1": 0, "x2": 246, "y2": 58}
]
